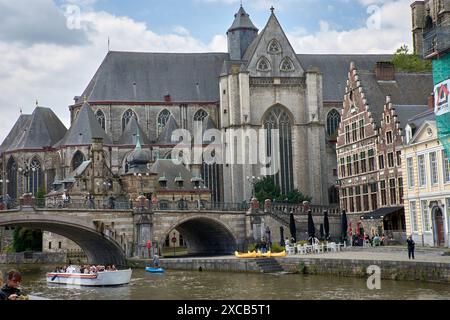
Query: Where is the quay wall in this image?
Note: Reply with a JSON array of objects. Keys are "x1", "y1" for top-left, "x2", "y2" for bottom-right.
[
  {"x1": 0, "y1": 252, "x2": 66, "y2": 264},
  {"x1": 128, "y1": 256, "x2": 450, "y2": 284}
]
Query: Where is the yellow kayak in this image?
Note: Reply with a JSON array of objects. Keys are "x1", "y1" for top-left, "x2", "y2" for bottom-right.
[{"x1": 235, "y1": 251, "x2": 257, "y2": 258}]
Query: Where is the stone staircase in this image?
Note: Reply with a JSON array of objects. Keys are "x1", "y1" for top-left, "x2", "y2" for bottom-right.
[{"x1": 254, "y1": 258, "x2": 285, "y2": 273}]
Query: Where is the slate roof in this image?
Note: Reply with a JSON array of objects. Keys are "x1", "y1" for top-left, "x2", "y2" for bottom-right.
[
  {"x1": 80, "y1": 51, "x2": 229, "y2": 103},
  {"x1": 297, "y1": 54, "x2": 394, "y2": 102},
  {"x1": 157, "y1": 115, "x2": 180, "y2": 145},
  {"x1": 0, "y1": 107, "x2": 67, "y2": 154},
  {"x1": 406, "y1": 109, "x2": 436, "y2": 129},
  {"x1": 56, "y1": 103, "x2": 112, "y2": 147},
  {"x1": 118, "y1": 116, "x2": 151, "y2": 146},
  {"x1": 150, "y1": 159, "x2": 205, "y2": 191},
  {"x1": 392, "y1": 105, "x2": 431, "y2": 130},
  {"x1": 228, "y1": 6, "x2": 258, "y2": 32},
  {"x1": 357, "y1": 71, "x2": 433, "y2": 126}
]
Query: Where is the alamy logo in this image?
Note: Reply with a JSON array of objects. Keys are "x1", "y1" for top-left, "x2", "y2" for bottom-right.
[
  {"x1": 366, "y1": 265, "x2": 381, "y2": 290},
  {"x1": 435, "y1": 80, "x2": 450, "y2": 116},
  {"x1": 170, "y1": 123, "x2": 281, "y2": 176}
]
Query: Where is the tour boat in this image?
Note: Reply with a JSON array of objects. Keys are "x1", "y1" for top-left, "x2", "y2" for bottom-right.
[
  {"x1": 46, "y1": 269, "x2": 132, "y2": 286},
  {"x1": 145, "y1": 267, "x2": 165, "y2": 273}
]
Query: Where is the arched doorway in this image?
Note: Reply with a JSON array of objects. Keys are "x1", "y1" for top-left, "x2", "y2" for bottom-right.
[{"x1": 432, "y1": 206, "x2": 445, "y2": 247}]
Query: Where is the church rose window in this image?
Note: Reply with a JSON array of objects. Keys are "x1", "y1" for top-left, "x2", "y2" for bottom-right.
[
  {"x1": 268, "y1": 40, "x2": 282, "y2": 54},
  {"x1": 157, "y1": 109, "x2": 171, "y2": 136},
  {"x1": 257, "y1": 57, "x2": 271, "y2": 71},
  {"x1": 264, "y1": 106, "x2": 294, "y2": 195},
  {"x1": 280, "y1": 58, "x2": 294, "y2": 72}
]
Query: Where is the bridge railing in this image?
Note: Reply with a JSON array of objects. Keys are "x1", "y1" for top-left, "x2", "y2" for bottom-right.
[
  {"x1": 37, "y1": 198, "x2": 132, "y2": 211},
  {"x1": 270, "y1": 203, "x2": 341, "y2": 216},
  {"x1": 155, "y1": 201, "x2": 249, "y2": 212}
]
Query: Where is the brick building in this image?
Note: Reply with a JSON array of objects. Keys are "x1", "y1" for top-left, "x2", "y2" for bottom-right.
[{"x1": 337, "y1": 61, "x2": 433, "y2": 242}]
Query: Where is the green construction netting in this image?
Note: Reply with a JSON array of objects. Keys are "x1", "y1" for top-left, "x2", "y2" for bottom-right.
[
  {"x1": 437, "y1": 113, "x2": 450, "y2": 157},
  {"x1": 433, "y1": 55, "x2": 450, "y2": 157}
]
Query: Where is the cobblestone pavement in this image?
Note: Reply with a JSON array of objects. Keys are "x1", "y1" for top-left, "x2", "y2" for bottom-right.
[{"x1": 285, "y1": 247, "x2": 450, "y2": 263}]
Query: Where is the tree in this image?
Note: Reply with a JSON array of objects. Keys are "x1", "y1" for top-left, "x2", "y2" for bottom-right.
[
  {"x1": 254, "y1": 177, "x2": 312, "y2": 204},
  {"x1": 13, "y1": 227, "x2": 42, "y2": 252},
  {"x1": 391, "y1": 45, "x2": 432, "y2": 72}
]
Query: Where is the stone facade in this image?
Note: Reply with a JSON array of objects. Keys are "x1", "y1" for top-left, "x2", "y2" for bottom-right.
[{"x1": 402, "y1": 120, "x2": 450, "y2": 247}]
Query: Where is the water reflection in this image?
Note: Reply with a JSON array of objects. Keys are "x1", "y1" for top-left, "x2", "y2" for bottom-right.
[{"x1": 1, "y1": 264, "x2": 449, "y2": 300}]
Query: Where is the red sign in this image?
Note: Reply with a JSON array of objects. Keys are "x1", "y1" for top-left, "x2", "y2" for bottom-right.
[
  {"x1": 171, "y1": 237, "x2": 177, "y2": 244},
  {"x1": 146, "y1": 240, "x2": 151, "y2": 249}
]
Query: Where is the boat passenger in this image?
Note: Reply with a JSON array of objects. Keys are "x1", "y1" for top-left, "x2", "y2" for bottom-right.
[{"x1": 0, "y1": 270, "x2": 22, "y2": 300}]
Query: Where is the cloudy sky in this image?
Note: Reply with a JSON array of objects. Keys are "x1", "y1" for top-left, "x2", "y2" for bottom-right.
[{"x1": 0, "y1": 0, "x2": 414, "y2": 142}]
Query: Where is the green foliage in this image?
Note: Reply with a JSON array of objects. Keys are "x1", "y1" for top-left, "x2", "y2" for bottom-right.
[
  {"x1": 12, "y1": 227, "x2": 43, "y2": 252},
  {"x1": 270, "y1": 244, "x2": 284, "y2": 253},
  {"x1": 247, "y1": 243, "x2": 257, "y2": 252},
  {"x1": 36, "y1": 186, "x2": 46, "y2": 208},
  {"x1": 254, "y1": 177, "x2": 311, "y2": 204},
  {"x1": 1, "y1": 244, "x2": 14, "y2": 254},
  {"x1": 391, "y1": 45, "x2": 432, "y2": 72}
]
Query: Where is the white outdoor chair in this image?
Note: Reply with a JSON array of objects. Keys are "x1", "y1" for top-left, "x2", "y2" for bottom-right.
[
  {"x1": 297, "y1": 244, "x2": 306, "y2": 255},
  {"x1": 286, "y1": 244, "x2": 295, "y2": 255},
  {"x1": 304, "y1": 244, "x2": 313, "y2": 254},
  {"x1": 327, "y1": 242, "x2": 337, "y2": 252}
]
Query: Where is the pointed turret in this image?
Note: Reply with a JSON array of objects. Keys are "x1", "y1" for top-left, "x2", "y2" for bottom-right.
[
  {"x1": 126, "y1": 127, "x2": 151, "y2": 173},
  {"x1": 227, "y1": 5, "x2": 259, "y2": 60},
  {"x1": 56, "y1": 102, "x2": 112, "y2": 147},
  {"x1": 118, "y1": 116, "x2": 151, "y2": 146},
  {"x1": 157, "y1": 115, "x2": 180, "y2": 145}
]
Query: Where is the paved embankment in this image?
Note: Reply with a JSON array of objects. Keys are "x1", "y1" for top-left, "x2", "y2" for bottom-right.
[{"x1": 128, "y1": 247, "x2": 450, "y2": 283}]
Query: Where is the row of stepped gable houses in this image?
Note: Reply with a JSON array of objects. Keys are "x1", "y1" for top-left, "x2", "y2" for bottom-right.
[{"x1": 0, "y1": 1, "x2": 449, "y2": 254}]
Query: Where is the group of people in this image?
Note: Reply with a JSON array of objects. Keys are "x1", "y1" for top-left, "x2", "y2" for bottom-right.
[
  {"x1": 0, "y1": 270, "x2": 23, "y2": 300},
  {"x1": 53, "y1": 264, "x2": 117, "y2": 274},
  {"x1": 255, "y1": 237, "x2": 271, "y2": 253}
]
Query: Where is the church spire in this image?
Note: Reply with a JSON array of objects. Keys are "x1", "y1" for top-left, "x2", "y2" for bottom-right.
[{"x1": 227, "y1": 5, "x2": 259, "y2": 60}]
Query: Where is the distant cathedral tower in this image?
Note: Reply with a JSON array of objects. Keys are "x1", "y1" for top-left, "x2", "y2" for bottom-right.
[{"x1": 227, "y1": 6, "x2": 259, "y2": 60}]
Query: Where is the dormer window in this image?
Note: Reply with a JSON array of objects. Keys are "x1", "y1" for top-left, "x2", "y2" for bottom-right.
[
  {"x1": 257, "y1": 57, "x2": 271, "y2": 72},
  {"x1": 268, "y1": 39, "x2": 282, "y2": 54},
  {"x1": 280, "y1": 57, "x2": 294, "y2": 72},
  {"x1": 175, "y1": 174, "x2": 184, "y2": 188},
  {"x1": 159, "y1": 174, "x2": 168, "y2": 188}
]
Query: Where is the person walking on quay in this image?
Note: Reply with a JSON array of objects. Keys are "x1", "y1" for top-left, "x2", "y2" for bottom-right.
[
  {"x1": 407, "y1": 235, "x2": 415, "y2": 260},
  {"x1": 0, "y1": 270, "x2": 23, "y2": 300}
]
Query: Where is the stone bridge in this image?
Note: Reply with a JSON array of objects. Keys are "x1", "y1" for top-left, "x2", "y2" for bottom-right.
[{"x1": 0, "y1": 200, "x2": 341, "y2": 265}]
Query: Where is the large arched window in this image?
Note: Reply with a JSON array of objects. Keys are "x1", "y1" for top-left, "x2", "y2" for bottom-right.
[
  {"x1": 29, "y1": 158, "x2": 44, "y2": 197},
  {"x1": 72, "y1": 151, "x2": 85, "y2": 171},
  {"x1": 193, "y1": 109, "x2": 209, "y2": 135},
  {"x1": 327, "y1": 109, "x2": 341, "y2": 137},
  {"x1": 6, "y1": 157, "x2": 17, "y2": 201},
  {"x1": 157, "y1": 109, "x2": 171, "y2": 136},
  {"x1": 122, "y1": 109, "x2": 135, "y2": 132},
  {"x1": 264, "y1": 106, "x2": 294, "y2": 195},
  {"x1": 96, "y1": 110, "x2": 106, "y2": 130}
]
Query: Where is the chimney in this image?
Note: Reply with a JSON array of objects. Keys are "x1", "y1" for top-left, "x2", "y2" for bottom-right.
[
  {"x1": 428, "y1": 93, "x2": 435, "y2": 111},
  {"x1": 375, "y1": 62, "x2": 395, "y2": 81}
]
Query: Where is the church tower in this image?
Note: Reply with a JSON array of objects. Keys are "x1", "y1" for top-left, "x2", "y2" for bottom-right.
[{"x1": 227, "y1": 5, "x2": 259, "y2": 60}]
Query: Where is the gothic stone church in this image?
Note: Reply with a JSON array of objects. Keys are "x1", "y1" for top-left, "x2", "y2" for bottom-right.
[{"x1": 0, "y1": 6, "x2": 391, "y2": 205}]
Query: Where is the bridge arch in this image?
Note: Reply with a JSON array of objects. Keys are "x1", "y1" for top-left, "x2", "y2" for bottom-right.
[
  {"x1": 160, "y1": 215, "x2": 239, "y2": 256},
  {"x1": 0, "y1": 212, "x2": 127, "y2": 266}
]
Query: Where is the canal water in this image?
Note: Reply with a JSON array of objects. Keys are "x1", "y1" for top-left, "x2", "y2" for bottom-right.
[{"x1": 1, "y1": 264, "x2": 449, "y2": 300}]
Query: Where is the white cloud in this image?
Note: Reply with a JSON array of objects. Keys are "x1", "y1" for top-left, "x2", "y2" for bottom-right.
[
  {"x1": 0, "y1": 2, "x2": 226, "y2": 143},
  {"x1": 288, "y1": 0, "x2": 412, "y2": 54}
]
